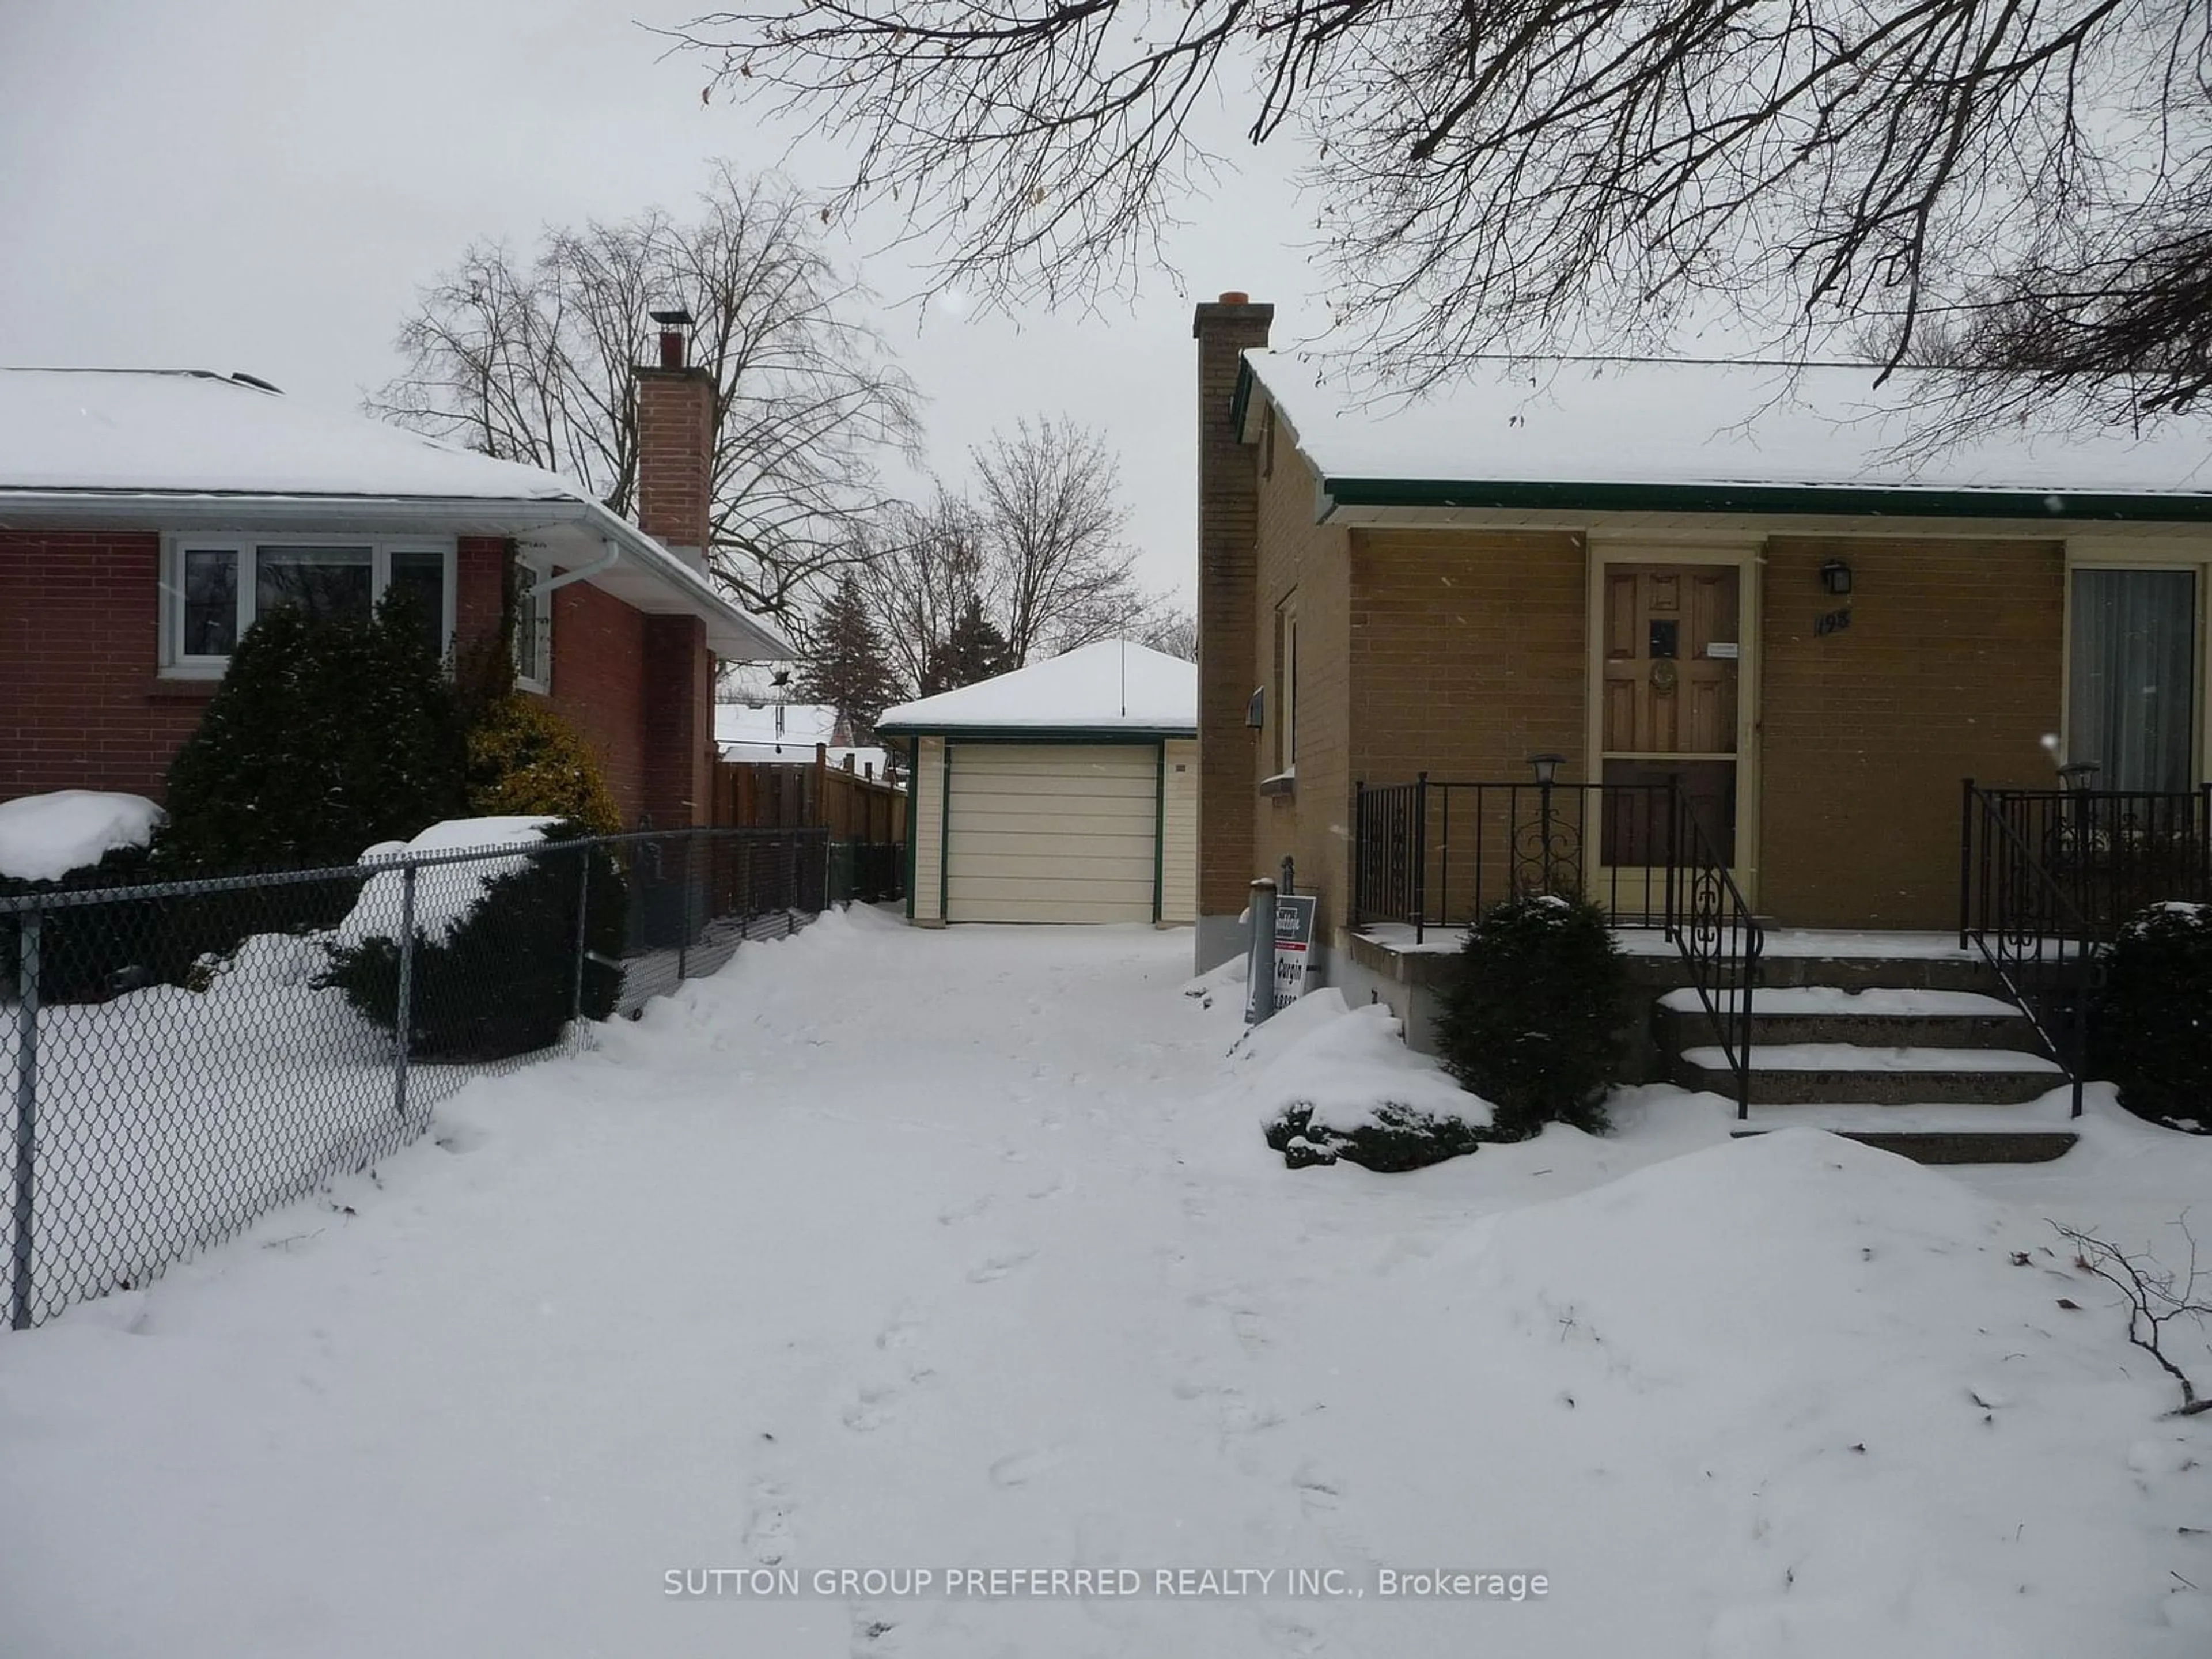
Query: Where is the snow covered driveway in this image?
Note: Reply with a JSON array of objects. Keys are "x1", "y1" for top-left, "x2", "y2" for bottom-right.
[{"x1": 2, "y1": 910, "x2": 2206, "y2": 1657}]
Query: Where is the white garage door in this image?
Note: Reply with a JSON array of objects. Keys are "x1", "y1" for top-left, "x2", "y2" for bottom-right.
[{"x1": 945, "y1": 744, "x2": 1158, "y2": 923}]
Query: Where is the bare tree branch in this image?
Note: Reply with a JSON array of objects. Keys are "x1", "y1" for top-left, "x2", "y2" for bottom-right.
[
  {"x1": 2056, "y1": 1218, "x2": 2212, "y2": 1418},
  {"x1": 669, "y1": 0, "x2": 2212, "y2": 418},
  {"x1": 373, "y1": 165, "x2": 923, "y2": 637}
]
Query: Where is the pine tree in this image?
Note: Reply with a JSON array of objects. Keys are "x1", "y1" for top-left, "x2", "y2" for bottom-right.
[
  {"x1": 797, "y1": 571, "x2": 901, "y2": 740},
  {"x1": 921, "y1": 596, "x2": 1014, "y2": 695}
]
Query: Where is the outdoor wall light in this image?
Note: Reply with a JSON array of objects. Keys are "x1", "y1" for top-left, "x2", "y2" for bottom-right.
[
  {"x1": 1528, "y1": 752, "x2": 1565, "y2": 786},
  {"x1": 1820, "y1": 558, "x2": 1854, "y2": 596},
  {"x1": 1247, "y1": 687, "x2": 1266, "y2": 729},
  {"x1": 2057, "y1": 762, "x2": 2100, "y2": 793}
]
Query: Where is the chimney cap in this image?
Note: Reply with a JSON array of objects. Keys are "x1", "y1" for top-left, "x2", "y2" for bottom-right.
[
  {"x1": 1217, "y1": 290, "x2": 1250, "y2": 305},
  {"x1": 649, "y1": 306, "x2": 695, "y2": 327}
]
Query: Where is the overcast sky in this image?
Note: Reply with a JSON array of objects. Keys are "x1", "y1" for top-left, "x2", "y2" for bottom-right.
[{"x1": 0, "y1": 0, "x2": 1332, "y2": 612}]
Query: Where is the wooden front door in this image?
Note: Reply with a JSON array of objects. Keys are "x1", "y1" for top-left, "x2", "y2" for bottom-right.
[{"x1": 1600, "y1": 564, "x2": 1742, "y2": 866}]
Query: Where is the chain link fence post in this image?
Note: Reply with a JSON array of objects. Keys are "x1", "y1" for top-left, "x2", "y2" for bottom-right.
[
  {"x1": 392, "y1": 862, "x2": 416, "y2": 1122},
  {"x1": 571, "y1": 848, "x2": 592, "y2": 1027},
  {"x1": 10, "y1": 903, "x2": 41, "y2": 1331}
]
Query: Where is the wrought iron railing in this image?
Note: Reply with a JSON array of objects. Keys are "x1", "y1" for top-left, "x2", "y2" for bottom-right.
[
  {"x1": 1664, "y1": 793, "x2": 1762, "y2": 1118},
  {"x1": 1350, "y1": 776, "x2": 1685, "y2": 940},
  {"x1": 1957, "y1": 781, "x2": 2211, "y2": 1117},
  {"x1": 1350, "y1": 774, "x2": 1762, "y2": 1115}
]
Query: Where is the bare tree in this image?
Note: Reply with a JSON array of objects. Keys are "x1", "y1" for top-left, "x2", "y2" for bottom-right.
[
  {"x1": 854, "y1": 486, "x2": 992, "y2": 698},
  {"x1": 1138, "y1": 603, "x2": 1198, "y2": 663},
  {"x1": 2055, "y1": 1221, "x2": 2212, "y2": 1418},
  {"x1": 973, "y1": 416, "x2": 1142, "y2": 665},
  {"x1": 375, "y1": 164, "x2": 923, "y2": 632},
  {"x1": 673, "y1": 1, "x2": 2212, "y2": 421}
]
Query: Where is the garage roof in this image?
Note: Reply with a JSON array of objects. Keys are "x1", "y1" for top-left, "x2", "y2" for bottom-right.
[{"x1": 877, "y1": 639, "x2": 1196, "y2": 737}]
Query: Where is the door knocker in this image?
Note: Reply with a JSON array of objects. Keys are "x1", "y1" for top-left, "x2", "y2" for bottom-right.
[{"x1": 1649, "y1": 660, "x2": 1679, "y2": 695}]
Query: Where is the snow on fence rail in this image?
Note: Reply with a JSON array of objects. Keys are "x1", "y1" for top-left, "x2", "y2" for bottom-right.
[{"x1": 1, "y1": 825, "x2": 831, "y2": 1331}]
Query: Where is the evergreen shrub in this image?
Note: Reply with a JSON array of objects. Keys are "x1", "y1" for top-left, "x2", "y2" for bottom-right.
[
  {"x1": 318, "y1": 821, "x2": 627, "y2": 1062},
  {"x1": 2094, "y1": 902, "x2": 2212, "y2": 1133},
  {"x1": 1433, "y1": 891, "x2": 1628, "y2": 1139}
]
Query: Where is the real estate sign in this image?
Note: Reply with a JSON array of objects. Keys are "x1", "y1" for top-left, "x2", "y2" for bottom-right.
[{"x1": 1270, "y1": 895, "x2": 1318, "y2": 1012}]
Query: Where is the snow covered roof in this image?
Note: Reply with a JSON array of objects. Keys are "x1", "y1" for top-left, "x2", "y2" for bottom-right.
[
  {"x1": 1241, "y1": 352, "x2": 2212, "y2": 521},
  {"x1": 875, "y1": 639, "x2": 1196, "y2": 736},
  {"x1": 0, "y1": 368, "x2": 793, "y2": 660}
]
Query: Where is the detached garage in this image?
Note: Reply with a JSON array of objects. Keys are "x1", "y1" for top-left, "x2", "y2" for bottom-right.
[{"x1": 876, "y1": 640, "x2": 1198, "y2": 926}]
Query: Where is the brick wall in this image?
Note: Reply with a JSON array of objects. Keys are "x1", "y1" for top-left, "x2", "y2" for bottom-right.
[
  {"x1": 636, "y1": 366, "x2": 715, "y2": 553},
  {"x1": 0, "y1": 529, "x2": 210, "y2": 799},
  {"x1": 2, "y1": 528, "x2": 683, "y2": 829},
  {"x1": 1191, "y1": 300, "x2": 1275, "y2": 938},
  {"x1": 1760, "y1": 535, "x2": 2065, "y2": 926},
  {"x1": 1248, "y1": 425, "x2": 1353, "y2": 930},
  {"x1": 633, "y1": 361, "x2": 720, "y2": 827}
]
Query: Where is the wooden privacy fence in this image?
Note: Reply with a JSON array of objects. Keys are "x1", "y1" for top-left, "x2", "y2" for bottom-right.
[{"x1": 716, "y1": 741, "x2": 907, "y2": 853}]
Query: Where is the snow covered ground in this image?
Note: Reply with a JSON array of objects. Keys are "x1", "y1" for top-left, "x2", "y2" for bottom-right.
[{"x1": 1, "y1": 911, "x2": 2206, "y2": 1657}]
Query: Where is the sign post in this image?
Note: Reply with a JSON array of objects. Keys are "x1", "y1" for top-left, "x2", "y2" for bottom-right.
[
  {"x1": 1269, "y1": 894, "x2": 1319, "y2": 1013},
  {"x1": 1243, "y1": 878, "x2": 1278, "y2": 1026}
]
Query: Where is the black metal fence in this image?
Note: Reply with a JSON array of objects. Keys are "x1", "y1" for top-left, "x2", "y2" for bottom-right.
[
  {"x1": 2, "y1": 825, "x2": 829, "y2": 1331},
  {"x1": 1351, "y1": 776, "x2": 1689, "y2": 938},
  {"x1": 1352, "y1": 774, "x2": 1762, "y2": 1115},
  {"x1": 828, "y1": 840, "x2": 906, "y2": 907},
  {"x1": 1959, "y1": 782, "x2": 2212, "y2": 1116}
]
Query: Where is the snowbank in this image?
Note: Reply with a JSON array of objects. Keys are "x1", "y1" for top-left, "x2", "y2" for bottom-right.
[
  {"x1": 0, "y1": 790, "x2": 164, "y2": 882},
  {"x1": 1236, "y1": 989, "x2": 1493, "y2": 1168},
  {"x1": 330, "y1": 816, "x2": 558, "y2": 946}
]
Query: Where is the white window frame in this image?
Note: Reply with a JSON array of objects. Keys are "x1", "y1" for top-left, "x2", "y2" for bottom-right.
[
  {"x1": 159, "y1": 534, "x2": 457, "y2": 677},
  {"x1": 1276, "y1": 603, "x2": 1299, "y2": 777},
  {"x1": 513, "y1": 552, "x2": 554, "y2": 695}
]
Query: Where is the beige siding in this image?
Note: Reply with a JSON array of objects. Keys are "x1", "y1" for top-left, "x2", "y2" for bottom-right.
[
  {"x1": 946, "y1": 743, "x2": 1158, "y2": 923},
  {"x1": 910, "y1": 736, "x2": 946, "y2": 922},
  {"x1": 1161, "y1": 738, "x2": 1197, "y2": 923}
]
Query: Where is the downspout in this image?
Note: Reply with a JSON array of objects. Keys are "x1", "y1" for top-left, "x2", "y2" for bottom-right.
[{"x1": 524, "y1": 537, "x2": 620, "y2": 598}]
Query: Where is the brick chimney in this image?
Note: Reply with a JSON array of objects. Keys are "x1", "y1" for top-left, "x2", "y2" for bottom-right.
[
  {"x1": 637, "y1": 308, "x2": 714, "y2": 573},
  {"x1": 635, "y1": 307, "x2": 718, "y2": 828},
  {"x1": 1191, "y1": 291, "x2": 1274, "y2": 971}
]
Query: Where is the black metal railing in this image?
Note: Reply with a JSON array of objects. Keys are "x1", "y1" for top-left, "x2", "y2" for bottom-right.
[
  {"x1": 1351, "y1": 774, "x2": 1763, "y2": 1114},
  {"x1": 1957, "y1": 781, "x2": 2211, "y2": 1117},
  {"x1": 1664, "y1": 793, "x2": 1763, "y2": 1118},
  {"x1": 1, "y1": 825, "x2": 830, "y2": 1331},
  {"x1": 1350, "y1": 776, "x2": 1689, "y2": 939}
]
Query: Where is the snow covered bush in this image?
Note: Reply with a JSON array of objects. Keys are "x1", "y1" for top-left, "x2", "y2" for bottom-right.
[
  {"x1": 161, "y1": 589, "x2": 468, "y2": 877},
  {"x1": 1433, "y1": 891, "x2": 1627, "y2": 1139},
  {"x1": 0, "y1": 791, "x2": 168, "y2": 1003},
  {"x1": 2094, "y1": 902, "x2": 2212, "y2": 1134},
  {"x1": 318, "y1": 819, "x2": 627, "y2": 1062},
  {"x1": 1245, "y1": 992, "x2": 1494, "y2": 1170}
]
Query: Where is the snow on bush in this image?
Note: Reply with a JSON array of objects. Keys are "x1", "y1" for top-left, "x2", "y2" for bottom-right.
[
  {"x1": 1239, "y1": 989, "x2": 1494, "y2": 1170},
  {"x1": 0, "y1": 790, "x2": 164, "y2": 882},
  {"x1": 329, "y1": 816, "x2": 559, "y2": 948}
]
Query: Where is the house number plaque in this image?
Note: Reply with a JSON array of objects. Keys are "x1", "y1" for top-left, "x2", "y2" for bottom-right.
[{"x1": 1814, "y1": 607, "x2": 1853, "y2": 637}]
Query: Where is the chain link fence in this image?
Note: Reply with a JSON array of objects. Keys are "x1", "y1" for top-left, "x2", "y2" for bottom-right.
[{"x1": 2, "y1": 825, "x2": 830, "y2": 1331}]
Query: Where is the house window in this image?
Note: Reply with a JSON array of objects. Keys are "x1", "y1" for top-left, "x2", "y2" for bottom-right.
[
  {"x1": 2069, "y1": 567, "x2": 2197, "y2": 792},
  {"x1": 162, "y1": 537, "x2": 454, "y2": 672},
  {"x1": 513, "y1": 554, "x2": 554, "y2": 693},
  {"x1": 1275, "y1": 604, "x2": 1299, "y2": 775}
]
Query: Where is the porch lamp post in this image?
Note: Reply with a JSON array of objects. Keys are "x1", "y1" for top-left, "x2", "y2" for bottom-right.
[
  {"x1": 1529, "y1": 753, "x2": 1566, "y2": 893},
  {"x1": 2056, "y1": 760, "x2": 2099, "y2": 874}
]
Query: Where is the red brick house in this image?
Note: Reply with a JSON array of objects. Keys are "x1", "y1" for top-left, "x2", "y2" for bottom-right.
[{"x1": 0, "y1": 324, "x2": 789, "y2": 828}]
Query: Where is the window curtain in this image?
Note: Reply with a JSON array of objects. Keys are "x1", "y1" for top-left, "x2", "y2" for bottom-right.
[{"x1": 2069, "y1": 568, "x2": 2197, "y2": 792}]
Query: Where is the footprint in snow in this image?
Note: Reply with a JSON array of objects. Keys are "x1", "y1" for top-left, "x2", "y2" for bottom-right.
[
  {"x1": 937, "y1": 1195, "x2": 993, "y2": 1225},
  {"x1": 842, "y1": 1384, "x2": 900, "y2": 1433},
  {"x1": 1259, "y1": 1612, "x2": 1326, "y2": 1655},
  {"x1": 875, "y1": 1318, "x2": 921, "y2": 1351},
  {"x1": 965, "y1": 1250, "x2": 1036, "y2": 1284},
  {"x1": 988, "y1": 1447, "x2": 1066, "y2": 1487},
  {"x1": 743, "y1": 1482, "x2": 794, "y2": 1566}
]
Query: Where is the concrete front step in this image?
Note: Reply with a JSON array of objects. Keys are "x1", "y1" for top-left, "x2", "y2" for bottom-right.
[
  {"x1": 1677, "y1": 1042, "x2": 2062, "y2": 1105},
  {"x1": 1657, "y1": 985, "x2": 2034, "y2": 1051},
  {"x1": 1728, "y1": 1098, "x2": 2080, "y2": 1164}
]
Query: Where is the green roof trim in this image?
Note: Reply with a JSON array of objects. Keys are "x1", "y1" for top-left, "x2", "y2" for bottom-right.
[{"x1": 1322, "y1": 475, "x2": 2212, "y2": 522}]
